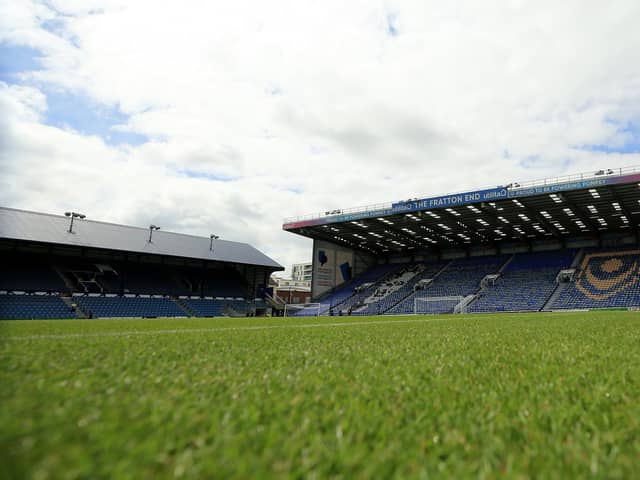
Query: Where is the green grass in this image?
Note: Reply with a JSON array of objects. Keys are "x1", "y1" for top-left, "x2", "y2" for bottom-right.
[{"x1": 1, "y1": 312, "x2": 639, "y2": 479}]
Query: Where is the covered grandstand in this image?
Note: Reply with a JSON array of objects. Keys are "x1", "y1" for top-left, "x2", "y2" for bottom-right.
[
  {"x1": 283, "y1": 166, "x2": 640, "y2": 315},
  {"x1": 0, "y1": 207, "x2": 283, "y2": 319}
]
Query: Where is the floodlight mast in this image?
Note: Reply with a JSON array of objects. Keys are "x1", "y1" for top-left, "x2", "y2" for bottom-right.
[
  {"x1": 209, "y1": 234, "x2": 219, "y2": 251},
  {"x1": 148, "y1": 224, "x2": 160, "y2": 242},
  {"x1": 65, "y1": 211, "x2": 86, "y2": 233}
]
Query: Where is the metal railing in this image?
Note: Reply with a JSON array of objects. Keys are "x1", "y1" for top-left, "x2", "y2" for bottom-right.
[{"x1": 283, "y1": 164, "x2": 640, "y2": 225}]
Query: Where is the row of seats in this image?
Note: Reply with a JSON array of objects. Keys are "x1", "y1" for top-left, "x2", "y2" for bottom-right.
[
  {"x1": 549, "y1": 249, "x2": 640, "y2": 310},
  {"x1": 0, "y1": 264, "x2": 68, "y2": 293},
  {"x1": 290, "y1": 264, "x2": 404, "y2": 316},
  {"x1": 469, "y1": 250, "x2": 576, "y2": 313},
  {"x1": 390, "y1": 255, "x2": 509, "y2": 314},
  {"x1": 0, "y1": 295, "x2": 75, "y2": 320},
  {"x1": 74, "y1": 296, "x2": 186, "y2": 318},
  {"x1": 0, "y1": 253, "x2": 248, "y2": 297},
  {"x1": 331, "y1": 264, "x2": 406, "y2": 313},
  {"x1": 319, "y1": 264, "x2": 402, "y2": 311},
  {"x1": 0, "y1": 295, "x2": 255, "y2": 319},
  {"x1": 356, "y1": 262, "x2": 448, "y2": 314},
  {"x1": 314, "y1": 249, "x2": 637, "y2": 315},
  {"x1": 183, "y1": 298, "x2": 250, "y2": 317},
  {"x1": 4, "y1": 248, "x2": 639, "y2": 318}
]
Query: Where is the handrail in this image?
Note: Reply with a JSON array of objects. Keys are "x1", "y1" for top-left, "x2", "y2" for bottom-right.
[{"x1": 283, "y1": 164, "x2": 640, "y2": 224}]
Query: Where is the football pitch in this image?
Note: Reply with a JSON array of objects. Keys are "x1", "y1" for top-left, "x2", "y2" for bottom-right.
[{"x1": 1, "y1": 312, "x2": 639, "y2": 478}]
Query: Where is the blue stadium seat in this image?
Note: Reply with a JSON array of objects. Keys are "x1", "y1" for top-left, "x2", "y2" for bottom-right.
[
  {"x1": 0, "y1": 294, "x2": 76, "y2": 319},
  {"x1": 388, "y1": 255, "x2": 509, "y2": 314},
  {"x1": 549, "y1": 248, "x2": 640, "y2": 310},
  {"x1": 74, "y1": 296, "x2": 185, "y2": 318},
  {"x1": 183, "y1": 298, "x2": 249, "y2": 317},
  {"x1": 469, "y1": 250, "x2": 575, "y2": 313},
  {"x1": 0, "y1": 264, "x2": 68, "y2": 293}
]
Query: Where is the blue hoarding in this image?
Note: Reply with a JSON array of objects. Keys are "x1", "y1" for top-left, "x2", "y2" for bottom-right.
[
  {"x1": 283, "y1": 172, "x2": 640, "y2": 230},
  {"x1": 392, "y1": 187, "x2": 509, "y2": 212}
]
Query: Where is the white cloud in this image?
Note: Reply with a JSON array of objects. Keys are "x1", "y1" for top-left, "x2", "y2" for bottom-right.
[{"x1": 2, "y1": 0, "x2": 640, "y2": 273}]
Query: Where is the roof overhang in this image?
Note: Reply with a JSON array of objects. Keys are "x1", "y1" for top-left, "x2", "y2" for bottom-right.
[
  {"x1": 0, "y1": 207, "x2": 284, "y2": 271},
  {"x1": 283, "y1": 167, "x2": 640, "y2": 254}
]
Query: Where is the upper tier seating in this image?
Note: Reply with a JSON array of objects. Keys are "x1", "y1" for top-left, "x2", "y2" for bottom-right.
[
  {"x1": 0, "y1": 263, "x2": 68, "y2": 293},
  {"x1": 56, "y1": 260, "x2": 246, "y2": 298},
  {"x1": 469, "y1": 250, "x2": 576, "y2": 313},
  {"x1": 97, "y1": 264, "x2": 191, "y2": 296},
  {"x1": 549, "y1": 248, "x2": 640, "y2": 310},
  {"x1": 0, "y1": 294, "x2": 75, "y2": 319}
]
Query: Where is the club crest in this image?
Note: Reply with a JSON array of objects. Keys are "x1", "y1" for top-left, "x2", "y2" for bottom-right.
[{"x1": 575, "y1": 250, "x2": 640, "y2": 300}]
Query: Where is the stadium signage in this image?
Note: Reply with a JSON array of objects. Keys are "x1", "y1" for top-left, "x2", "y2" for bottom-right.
[
  {"x1": 392, "y1": 187, "x2": 508, "y2": 210},
  {"x1": 508, "y1": 178, "x2": 608, "y2": 197},
  {"x1": 283, "y1": 172, "x2": 640, "y2": 230}
]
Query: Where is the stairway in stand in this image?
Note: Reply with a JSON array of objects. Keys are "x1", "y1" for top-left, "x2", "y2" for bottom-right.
[{"x1": 172, "y1": 297, "x2": 196, "y2": 317}]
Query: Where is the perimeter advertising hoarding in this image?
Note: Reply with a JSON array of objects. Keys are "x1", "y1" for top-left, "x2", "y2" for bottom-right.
[
  {"x1": 283, "y1": 172, "x2": 640, "y2": 230},
  {"x1": 312, "y1": 240, "x2": 354, "y2": 297}
]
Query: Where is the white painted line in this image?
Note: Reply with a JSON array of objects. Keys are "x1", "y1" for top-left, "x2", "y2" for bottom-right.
[{"x1": 3, "y1": 315, "x2": 497, "y2": 341}]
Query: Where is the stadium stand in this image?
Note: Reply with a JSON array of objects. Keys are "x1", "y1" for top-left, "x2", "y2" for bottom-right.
[
  {"x1": 73, "y1": 295, "x2": 186, "y2": 318},
  {"x1": 469, "y1": 250, "x2": 576, "y2": 313},
  {"x1": 95, "y1": 264, "x2": 188, "y2": 295},
  {"x1": 0, "y1": 207, "x2": 283, "y2": 319},
  {"x1": 548, "y1": 248, "x2": 640, "y2": 310},
  {"x1": 182, "y1": 298, "x2": 250, "y2": 317},
  {"x1": 388, "y1": 256, "x2": 508, "y2": 314},
  {"x1": 283, "y1": 166, "x2": 640, "y2": 314},
  {"x1": 0, "y1": 262, "x2": 68, "y2": 293},
  {"x1": 354, "y1": 261, "x2": 448, "y2": 315},
  {"x1": 5, "y1": 167, "x2": 640, "y2": 319},
  {"x1": 0, "y1": 294, "x2": 75, "y2": 320},
  {"x1": 289, "y1": 263, "x2": 403, "y2": 316}
]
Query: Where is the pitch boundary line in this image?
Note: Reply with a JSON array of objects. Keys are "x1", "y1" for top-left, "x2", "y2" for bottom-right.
[{"x1": 3, "y1": 315, "x2": 500, "y2": 341}]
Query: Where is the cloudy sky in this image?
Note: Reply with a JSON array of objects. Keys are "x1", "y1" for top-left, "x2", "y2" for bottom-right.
[{"x1": 1, "y1": 0, "x2": 640, "y2": 272}]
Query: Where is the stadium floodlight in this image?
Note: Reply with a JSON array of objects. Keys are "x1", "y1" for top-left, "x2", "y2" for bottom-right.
[
  {"x1": 64, "y1": 211, "x2": 86, "y2": 233},
  {"x1": 209, "y1": 234, "x2": 219, "y2": 251},
  {"x1": 148, "y1": 224, "x2": 160, "y2": 243}
]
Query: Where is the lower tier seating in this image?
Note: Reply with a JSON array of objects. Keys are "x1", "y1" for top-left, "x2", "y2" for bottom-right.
[
  {"x1": 315, "y1": 264, "x2": 403, "y2": 312},
  {"x1": 356, "y1": 262, "x2": 448, "y2": 315},
  {"x1": 74, "y1": 296, "x2": 185, "y2": 318},
  {"x1": 549, "y1": 248, "x2": 640, "y2": 310},
  {"x1": 469, "y1": 250, "x2": 576, "y2": 313},
  {"x1": 0, "y1": 294, "x2": 76, "y2": 320},
  {"x1": 389, "y1": 255, "x2": 509, "y2": 314},
  {"x1": 183, "y1": 298, "x2": 249, "y2": 317}
]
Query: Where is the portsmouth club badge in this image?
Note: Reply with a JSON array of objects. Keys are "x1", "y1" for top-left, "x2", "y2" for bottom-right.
[{"x1": 576, "y1": 250, "x2": 640, "y2": 301}]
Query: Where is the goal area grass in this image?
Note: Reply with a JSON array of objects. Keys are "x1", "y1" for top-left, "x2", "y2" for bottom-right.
[{"x1": 1, "y1": 311, "x2": 639, "y2": 478}]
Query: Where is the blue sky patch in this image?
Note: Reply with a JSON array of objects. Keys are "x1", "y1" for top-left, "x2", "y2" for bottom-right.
[
  {"x1": 574, "y1": 122, "x2": 640, "y2": 154},
  {"x1": 178, "y1": 169, "x2": 239, "y2": 182},
  {"x1": 518, "y1": 155, "x2": 541, "y2": 169},
  {"x1": 43, "y1": 88, "x2": 148, "y2": 146},
  {"x1": 0, "y1": 44, "x2": 42, "y2": 82},
  {"x1": 1, "y1": 42, "x2": 147, "y2": 146}
]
